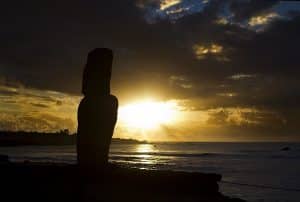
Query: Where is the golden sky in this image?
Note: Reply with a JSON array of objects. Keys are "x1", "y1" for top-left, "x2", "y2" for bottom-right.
[{"x1": 0, "y1": 82, "x2": 294, "y2": 142}]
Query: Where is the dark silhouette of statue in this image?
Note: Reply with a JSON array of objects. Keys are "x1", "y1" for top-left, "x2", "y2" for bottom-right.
[{"x1": 77, "y1": 48, "x2": 118, "y2": 171}]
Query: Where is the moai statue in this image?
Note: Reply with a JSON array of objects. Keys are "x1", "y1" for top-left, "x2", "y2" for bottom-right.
[{"x1": 77, "y1": 48, "x2": 118, "y2": 170}]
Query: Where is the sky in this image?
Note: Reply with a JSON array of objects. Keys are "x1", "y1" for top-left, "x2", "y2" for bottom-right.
[{"x1": 1, "y1": 0, "x2": 300, "y2": 142}]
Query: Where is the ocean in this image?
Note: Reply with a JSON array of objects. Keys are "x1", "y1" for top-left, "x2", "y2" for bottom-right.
[{"x1": 0, "y1": 142, "x2": 299, "y2": 202}]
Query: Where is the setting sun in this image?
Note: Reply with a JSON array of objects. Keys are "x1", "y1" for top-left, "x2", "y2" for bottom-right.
[{"x1": 118, "y1": 100, "x2": 178, "y2": 130}]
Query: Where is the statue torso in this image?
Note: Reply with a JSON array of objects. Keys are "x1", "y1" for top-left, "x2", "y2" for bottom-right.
[{"x1": 77, "y1": 94, "x2": 118, "y2": 147}]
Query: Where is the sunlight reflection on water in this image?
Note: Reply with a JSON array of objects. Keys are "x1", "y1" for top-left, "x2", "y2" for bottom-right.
[
  {"x1": 135, "y1": 144, "x2": 155, "y2": 153},
  {"x1": 134, "y1": 144, "x2": 157, "y2": 165}
]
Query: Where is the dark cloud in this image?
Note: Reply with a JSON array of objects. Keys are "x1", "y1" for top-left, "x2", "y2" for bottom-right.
[
  {"x1": 0, "y1": 89, "x2": 19, "y2": 97},
  {"x1": 30, "y1": 103, "x2": 49, "y2": 108},
  {"x1": 229, "y1": 0, "x2": 280, "y2": 22},
  {"x1": 0, "y1": 113, "x2": 75, "y2": 132}
]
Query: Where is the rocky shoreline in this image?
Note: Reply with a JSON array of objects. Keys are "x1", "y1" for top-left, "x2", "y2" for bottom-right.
[{"x1": 0, "y1": 161, "x2": 245, "y2": 202}]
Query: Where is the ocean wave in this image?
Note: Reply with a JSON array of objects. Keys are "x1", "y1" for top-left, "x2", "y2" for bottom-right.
[
  {"x1": 269, "y1": 155, "x2": 300, "y2": 159},
  {"x1": 10, "y1": 156, "x2": 76, "y2": 164},
  {"x1": 110, "y1": 152, "x2": 227, "y2": 158}
]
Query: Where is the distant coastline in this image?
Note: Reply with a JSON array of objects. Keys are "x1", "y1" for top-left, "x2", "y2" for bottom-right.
[{"x1": 0, "y1": 131, "x2": 147, "y2": 146}]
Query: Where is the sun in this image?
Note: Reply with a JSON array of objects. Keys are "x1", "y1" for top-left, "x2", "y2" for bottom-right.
[{"x1": 119, "y1": 100, "x2": 178, "y2": 130}]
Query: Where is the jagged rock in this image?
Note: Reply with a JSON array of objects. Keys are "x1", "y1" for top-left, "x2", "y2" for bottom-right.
[{"x1": 0, "y1": 162, "x2": 246, "y2": 202}]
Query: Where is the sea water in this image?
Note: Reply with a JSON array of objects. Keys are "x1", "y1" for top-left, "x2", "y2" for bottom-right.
[{"x1": 0, "y1": 142, "x2": 299, "y2": 202}]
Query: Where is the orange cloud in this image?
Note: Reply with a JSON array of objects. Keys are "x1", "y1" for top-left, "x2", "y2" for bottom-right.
[{"x1": 193, "y1": 43, "x2": 226, "y2": 60}]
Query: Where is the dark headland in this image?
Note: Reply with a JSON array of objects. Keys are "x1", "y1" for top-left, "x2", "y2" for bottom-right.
[{"x1": 0, "y1": 131, "x2": 146, "y2": 146}]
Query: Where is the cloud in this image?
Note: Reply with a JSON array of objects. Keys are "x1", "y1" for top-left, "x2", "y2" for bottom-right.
[
  {"x1": 212, "y1": 0, "x2": 283, "y2": 31},
  {"x1": 0, "y1": 83, "x2": 81, "y2": 132},
  {"x1": 138, "y1": 0, "x2": 211, "y2": 21},
  {"x1": 248, "y1": 12, "x2": 281, "y2": 31},
  {"x1": 229, "y1": 0, "x2": 280, "y2": 22},
  {"x1": 0, "y1": 113, "x2": 75, "y2": 132},
  {"x1": 193, "y1": 43, "x2": 228, "y2": 61},
  {"x1": 160, "y1": 0, "x2": 181, "y2": 10},
  {"x1": 249, "y1": 12, "x2": 280, "y2": 26},
  {"x1": 169, "y1": 76, "x2": 193, "y2": 89},
  {"x1": 228, "y1": 74, "x2": 257, "y2": 80},
  {"x1": 30, "y1": 103, "x2": 49, "y2": 108},
  {"x1": 0, "y1": 0, "x2": 300, "y2": 140},
  {"x1": 206, "y1": 107, "x2": 282, "y2": 126},
  {"x1": 217, "y1": 93, "x2": 237, "y2": 97}
]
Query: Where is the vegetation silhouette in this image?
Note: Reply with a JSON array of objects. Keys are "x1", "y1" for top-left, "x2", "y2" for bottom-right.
[
  {"x1": 0, "y1": 131, "x2": 144, "y2": 146},
  {"x1": 77, "y1": 48, "x2": 118, "y2": 171}
]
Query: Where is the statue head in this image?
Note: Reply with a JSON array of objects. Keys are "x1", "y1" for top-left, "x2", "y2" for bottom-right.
[{"x1": 82, "y1": 48, "x2": 114, "y2": 96}]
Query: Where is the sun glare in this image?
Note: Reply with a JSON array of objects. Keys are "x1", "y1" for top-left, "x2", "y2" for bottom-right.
[{"x1": 119, "y1": 100, "x2": 178, "y2": 130}]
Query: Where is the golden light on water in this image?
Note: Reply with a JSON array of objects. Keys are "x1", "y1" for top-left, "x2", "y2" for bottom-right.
[
  {"x1": 119, "y1": 100, "x2": 178, "y2": 130},
  {"x1": 134, "y1": 144, "x2": 157, "y2": 166},
  {"x1": 136, "y1": 144, "x2": 155, "y2": 154}
]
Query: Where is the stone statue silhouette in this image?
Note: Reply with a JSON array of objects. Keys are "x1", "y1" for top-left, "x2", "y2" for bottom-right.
[{"x1": 77, "y1": 48, "x2": 118, "y2": 170}]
